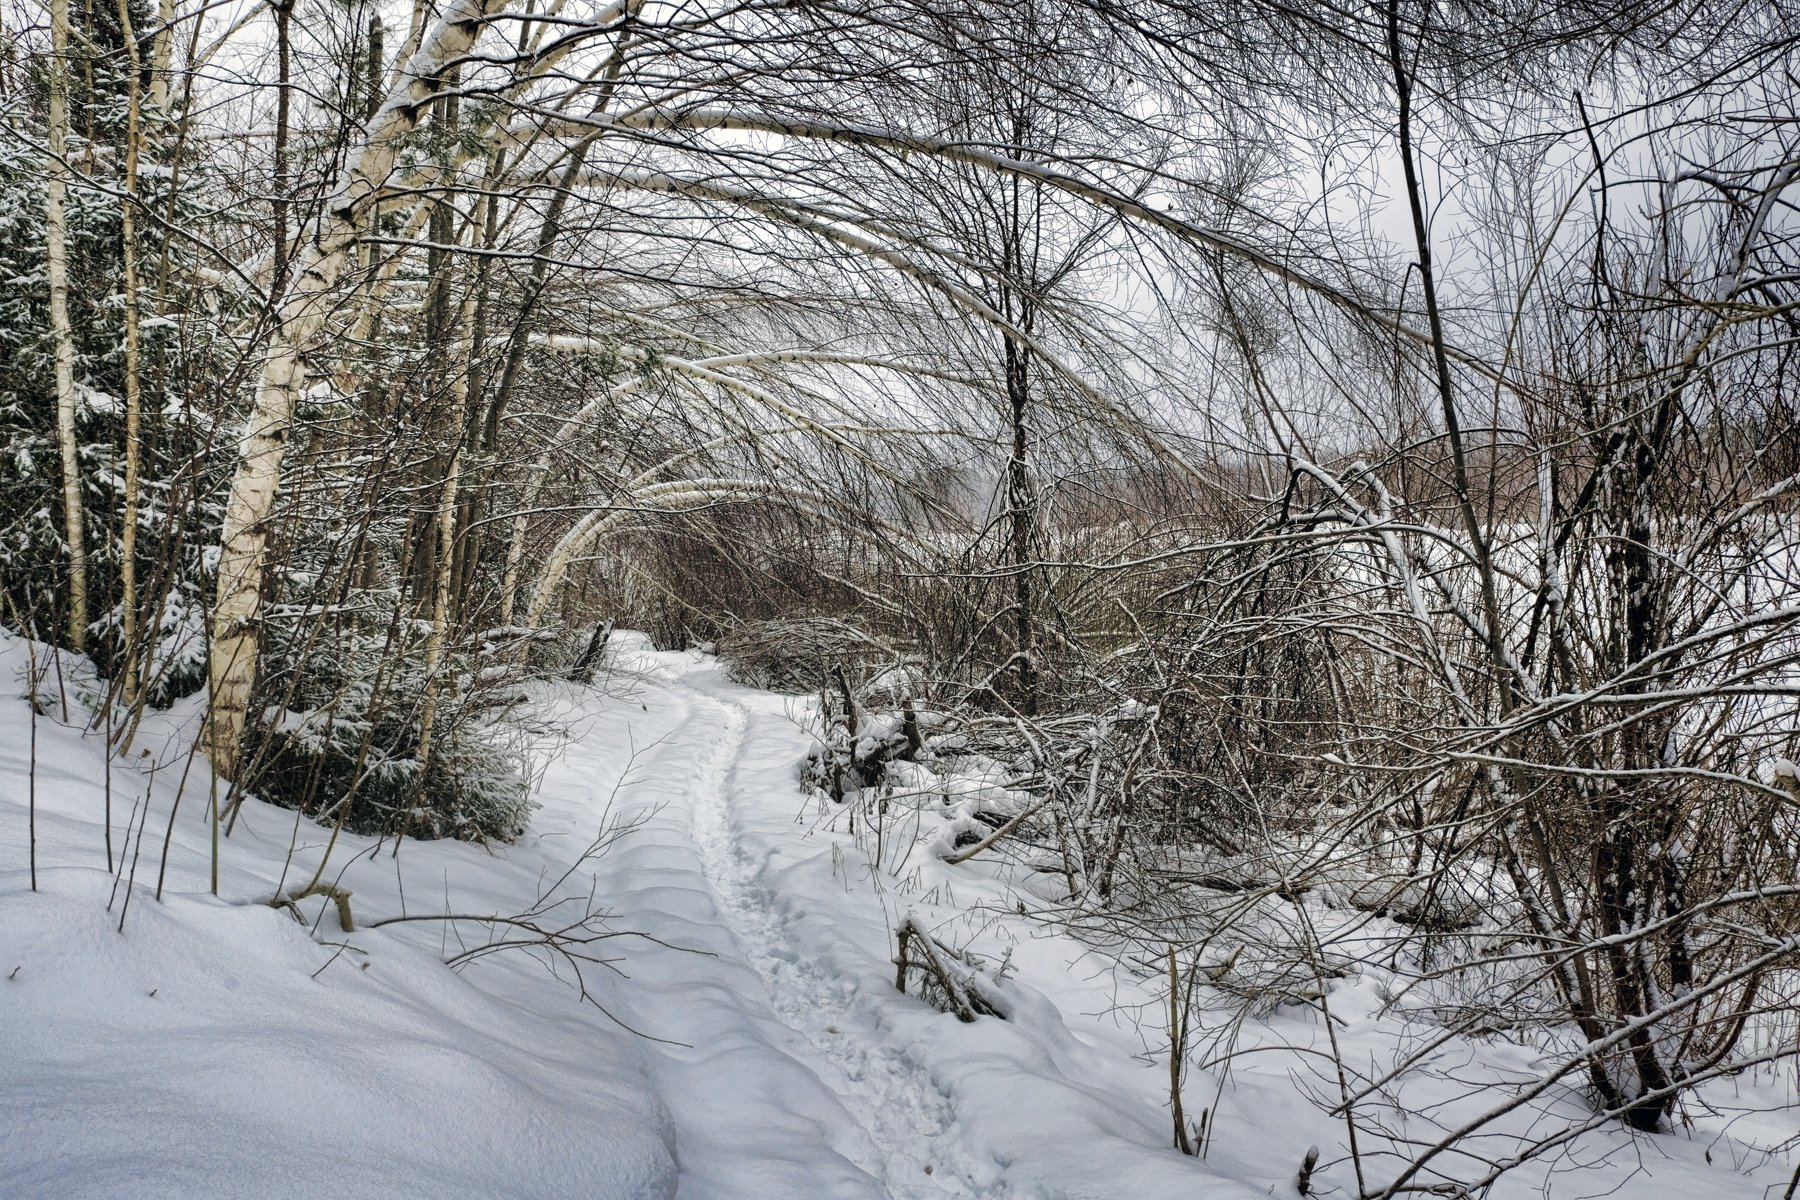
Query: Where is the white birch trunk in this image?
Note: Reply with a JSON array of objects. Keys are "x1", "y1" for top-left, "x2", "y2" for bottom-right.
[
  {"x1": 149, "y1": 0, "x2": 176, "y2": 111},
  {"x1": 415, "y1": 200, "x2": 479, "y2": 781},
  {"x1": 116, "y1": 0, "x2": 146, "y2": 708},
  {"x1": 497, "y1": 506, "x2": 531, "y2": 629},
  {"x1": 205, "y1": 0, "x2": 500, "y2": 775},
  {"x1": 46, "y1": 0, "x2": 88, "y2": 652}
]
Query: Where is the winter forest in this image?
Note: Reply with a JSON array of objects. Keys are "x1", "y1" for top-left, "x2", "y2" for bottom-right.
[{"x1": 2, "y1": 0, "x2": 1798, "y2": 1196}]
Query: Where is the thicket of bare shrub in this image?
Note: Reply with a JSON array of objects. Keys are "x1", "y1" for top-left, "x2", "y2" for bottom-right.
[{"x1": 4, "y1": 0, "x2": 1796, "y2": 1190}]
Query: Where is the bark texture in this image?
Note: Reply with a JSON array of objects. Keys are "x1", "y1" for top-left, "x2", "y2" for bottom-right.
[
  {"x1": 206, "y1": 0, "x2": 500, "y2": 774},
  {"x1": 46, "y1": 0, "x2": 88, "y2": 652}
]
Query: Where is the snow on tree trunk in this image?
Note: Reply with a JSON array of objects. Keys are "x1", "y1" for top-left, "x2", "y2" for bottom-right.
[
  {"x1": 148, "y1": 0, "x2": 176, "y2": 111},
  {"x1": 115, "y1": 0, "x2": 147, "y2": 708},
  {"x1": 46, "y1": 0, "x2": 88, "y2": 653},
  {"x1": 204, "y1": 0, "x2": 501, "y2": 775}
]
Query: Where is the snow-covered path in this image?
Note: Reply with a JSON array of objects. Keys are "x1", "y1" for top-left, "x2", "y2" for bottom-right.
[
  {"x1": 565, "y1": 660, "x2": 995, "y2": 1199},
  {"x1": 3, "y1": 632, "x2": 1227, "y2": 1200},
  {"x1": 681, "y1": 688, "x2": 980, "y2": 1199},
  {"x1": 594, "y1": 654, "x2": 1257, "y2": 1200},
  {"x1": 8, "y1": 634, "x2": 1778, "y2": 1200}
]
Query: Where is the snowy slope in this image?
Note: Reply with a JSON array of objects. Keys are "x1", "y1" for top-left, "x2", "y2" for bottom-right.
[
  {"x1": 3, "y1": 631, "x2": 1793, "y2": 1199},
  {"x1": 0, "y1": 636, "x2": 679, "y2": 1200},
  {"x1": 1, "y1": 632, "x2": 1246, "y2": 1200}
]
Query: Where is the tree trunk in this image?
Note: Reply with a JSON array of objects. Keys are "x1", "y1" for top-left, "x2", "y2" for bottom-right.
[
  {"x1": 148, "y1": 0, "x2": 176, "y2": 111},
  {"x1": 1003, "y1": 331, "x2": 1037, "y2": 716},
  {"x1": 115, "y1": 0, "x2": 147, "y2": 708},
  {"x1": 415, "y1": 446, "x2": 463, "y2": 781},
  {"x1": 271, "y1": 0, "x2": 294, "y2": 299},
  {"x1": 416, "y1": 182, "x2": 479, "y2": 781},
  {"x1": 205, "y1": 0, "x2": 501, "y2": 775},
  {"x1": 46, "y1": 0, "x2": 88, "y2": 652}
]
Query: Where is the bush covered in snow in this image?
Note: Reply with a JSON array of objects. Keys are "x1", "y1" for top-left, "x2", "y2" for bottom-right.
[{"x1": 243, "y1": 605, "x2": 533, "y2": 841}]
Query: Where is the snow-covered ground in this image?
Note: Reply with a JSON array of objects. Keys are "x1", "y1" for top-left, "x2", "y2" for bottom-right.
[{"x1": 2, "y1": 631, "x2": 1794, "y2": 1198}]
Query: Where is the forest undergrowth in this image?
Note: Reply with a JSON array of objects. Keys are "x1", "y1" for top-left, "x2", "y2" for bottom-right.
[{"x1": 3, "y1": 0, "x2": 1799, "y2": 1192}]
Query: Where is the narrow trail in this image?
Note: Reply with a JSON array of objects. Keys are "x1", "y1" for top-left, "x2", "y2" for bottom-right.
[{"x1": 678, "y1": 686, "x2": 991, "y2": 1200}]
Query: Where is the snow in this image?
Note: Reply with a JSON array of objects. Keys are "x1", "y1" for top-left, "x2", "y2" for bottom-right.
[
  {"x1": 1, "y1": 639, "x2": 675, "y2": 1200},
  {"x1": 3, "y1": 630, "x2": 1795, "y2": 1199}
]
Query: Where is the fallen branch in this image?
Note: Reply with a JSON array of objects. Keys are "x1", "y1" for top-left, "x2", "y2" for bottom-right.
[
  {"x1": 893, "y1": 913, "x2": 1001, "y2": 1023},
  {"x1": 273, "y1": 882, "x2": 355, "y2": 932},
  {"x1": 939, "y1": 796, "x2": 1053, "y2": 865}
]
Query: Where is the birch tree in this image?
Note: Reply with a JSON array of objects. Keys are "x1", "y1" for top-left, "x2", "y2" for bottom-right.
[
  {"x1": 203, "y1": 0, "x2": 588, "y2": 773},
  {"x1": 44, "y1": 0, "x2": 87, "y2": 652}
]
